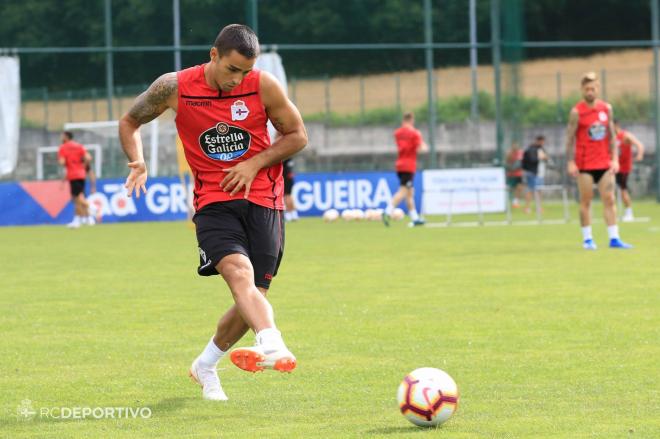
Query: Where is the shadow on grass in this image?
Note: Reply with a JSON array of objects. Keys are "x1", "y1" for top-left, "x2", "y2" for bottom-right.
[
  {"x1": 367, "y1": 425, "x2": 444, "y2": 435},
  {"x1": 148, "y1": 396, "x2": 191, "y2": 415}
]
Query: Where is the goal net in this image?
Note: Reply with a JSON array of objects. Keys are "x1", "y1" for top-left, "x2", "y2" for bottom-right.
[{"x1": 37, "y1": 116, "x2": 178, "y2": 180}]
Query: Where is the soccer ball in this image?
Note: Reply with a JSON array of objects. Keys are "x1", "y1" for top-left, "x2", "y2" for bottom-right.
[
  {"x1": 391, "y1": 207, "x2": 405, "y2": 221},
  {"x1": 341, "y1": 209, "x2": 355, "y2": 221},
  {"x1": 323, "y1": 209, "x2": 339, "y2": 222},
  {"x1": 352, "y1": 209, "x2": 365, "y2": 220},
  {"x1": 397, "y1": 367, "x2": 459, "y2": 428},
  {"x1": 365, "y1": 208, "x2": 379, "y2": 221}
]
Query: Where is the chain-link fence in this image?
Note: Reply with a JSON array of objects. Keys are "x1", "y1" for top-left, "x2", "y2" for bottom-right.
[{"x1": 4, "y1": 0, "x2": 660, "y2": 199}]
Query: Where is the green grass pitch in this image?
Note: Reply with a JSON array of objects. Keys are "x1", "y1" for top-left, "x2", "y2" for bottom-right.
[{"x1": 1, "y1": 202, "x2": 659, "y2": 438}]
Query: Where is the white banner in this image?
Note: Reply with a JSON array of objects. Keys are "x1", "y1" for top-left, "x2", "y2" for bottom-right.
[
  {"x1": 422, "y1": 168, "x2": 506, "y2": 214},
  {"x1": 0, "y1": 57, "x2": 20, "y2": 176}
]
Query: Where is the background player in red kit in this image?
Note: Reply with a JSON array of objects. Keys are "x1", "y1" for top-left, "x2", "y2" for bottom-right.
[
  {"x1": 382, "y1": 112, "x2": 428, "y2": 227},
  {"x1": 58, "y1": 131, "x2": 94, "y2": 228},
  {"x1": 118, "y1": 25, "x2": 307, "y2": 401},
  {"x1": 613, "y1": 120, "x2": 645, "y2": 222},
  {"x1": 565, "y1": 72, "x2": 631, "y2": 250}
]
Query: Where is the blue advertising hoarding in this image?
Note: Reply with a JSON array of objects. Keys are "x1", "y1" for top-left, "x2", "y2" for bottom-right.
[{"x1": 0, "y1": 172, "x2": 422, "y2": 226}]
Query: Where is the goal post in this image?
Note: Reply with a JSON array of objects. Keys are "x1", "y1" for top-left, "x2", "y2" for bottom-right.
[
  {"x1": 62, "y1": 119, "x2": 161, "y2": 178},
  {"x1": 36, "y1": 144, "x2": 102, "y2": 180}
]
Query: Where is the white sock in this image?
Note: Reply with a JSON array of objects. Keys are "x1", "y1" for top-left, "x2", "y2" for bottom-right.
[
  {"x1": 256, "y1": 327, "x2": 285, "y2": 350},
  {"x1": 284, "y1": 211, "x2": 292, "y2": 221},
  {"x1": 198, "y1": 337, "x2": 225, "y2": 367},
  {"x1": 581, "y1": 226, "x2": 593, "y2": 241},
  {"x1": 625, "y1": 207, "x2": 633, "y2": 217},
  {"x1": 292, "y1": 210, "x2": 299, "y2": 220},
  {"x1": 385, "y1": 203, "x2": 393, "y2": 216},
  {"x1": 607, "y1": 225, "x2": 620, "y2": 240},
  {"x1": 409, "y1": 209, "x2": 420, "y2": 221}
]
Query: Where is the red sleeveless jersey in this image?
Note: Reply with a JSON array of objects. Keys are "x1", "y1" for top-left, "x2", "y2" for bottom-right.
[
  {"x1": 175, "y1": 64, "x2": 283, "y2": 211},
  {"x1": 573, "y1": 100, "x2": 612, "y2": 170},
  {"x1": 616, "y1": 130, "x2": 633, "y2": 173},
  {"x1": 58, "y1": 141, "x2": 87, "y2": 180},
  {"x1": 394, "y1": 125, "x2": 422, "y2": 173}
]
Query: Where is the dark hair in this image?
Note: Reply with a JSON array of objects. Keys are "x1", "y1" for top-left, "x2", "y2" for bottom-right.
[
  {"x1": 213, "y1": 24, "x2": 260, "y2": 59},
  {"x1": 403, "y1": 112, "x2": 414, "y2": 121},
  {"x1": 535, "y1": 135, "x2": 545, "y2": 141},
  {"x1": 63, "y1": 131, "x2": 73, "y2": 140}
]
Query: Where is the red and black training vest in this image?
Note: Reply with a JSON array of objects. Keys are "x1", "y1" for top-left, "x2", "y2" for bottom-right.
[
  {"x1": 573, "y1": 99, "x2": 612, "y2": 171},
  {"x1": 175, "y1": 64, "x2": 283, "y2": 211}
]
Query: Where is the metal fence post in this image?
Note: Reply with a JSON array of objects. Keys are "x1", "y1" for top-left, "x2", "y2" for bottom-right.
[
  {"x1": 469, "y1": 0, "x2": 479, "y2": 122},
  {"x1": 491, "y1": 0, "x2": 504, "y2": 165},
  {"x1": 424, "y1": 0, "x2": 437, "y2": 169},
  {"x1": 556, "y1": 71, "x2": 563, "y2": 122},
  {"x1": 42, "y1": 87, "x2": 49, "y2": 129},
  {"x1": 653, "y1": 0, "x2": 660, "y2": 201},
  {"x1": 173, "y1": 0, "x2": 181, "y2": 71},
  {"x1": 104, "y1": 0, "x2": 114, "y2": 121}
]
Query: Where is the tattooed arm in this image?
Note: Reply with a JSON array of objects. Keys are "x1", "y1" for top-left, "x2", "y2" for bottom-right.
[
  {"x1": 220, "y1": 71, "x2": 308, "y2": 197},
  {"x1": 119, "y1": 72, "x2": 178, "y2": 197},
  {"x1": 565, "y1": 108, "x2": 579, "y2": 177}
]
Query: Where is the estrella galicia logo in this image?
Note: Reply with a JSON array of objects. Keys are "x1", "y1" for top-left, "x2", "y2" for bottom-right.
[
  {"x1": 199, "y1": 122, "x2": 251, "y2": 161},
  {"x1": 588, "y1": 122, "x2": 607, "y2": 141}
]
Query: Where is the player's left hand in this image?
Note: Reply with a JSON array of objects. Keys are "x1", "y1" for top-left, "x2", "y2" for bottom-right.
[
  {"x1": 220, "y1": 160, "x2": 260, "y2": 198},
  {"x1": 609, "y1": 159, "x2": 620, "y2": 174}
]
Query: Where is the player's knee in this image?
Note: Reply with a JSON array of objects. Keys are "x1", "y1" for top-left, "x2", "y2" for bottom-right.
[{"x1": 219, "y1": 260, "x2": 253, "y2": 287}]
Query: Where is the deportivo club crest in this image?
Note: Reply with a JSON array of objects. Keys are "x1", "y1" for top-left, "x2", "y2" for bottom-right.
[
  {"x1": 198, "y1": 122, "x2": 251, "y2": 161},
  {"x1": 231, "y1": 100, "x2": 250, "y2": 121},
  {"x1": 588, "y1": 122, "x2": 607, "y2": 141},
  {"x1": 17, "y1": 399, "x2": 36, "y2": 420}
]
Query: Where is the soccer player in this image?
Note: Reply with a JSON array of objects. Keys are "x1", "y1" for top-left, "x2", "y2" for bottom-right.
[
  {"x1": 565, "y1": 72, "x2": 631, "y2": 250},
  {"x1": 521, "y1": 135, "x2": 548, "y2": 214},
  {"x1": 58, "y1": 131, "x2": 94, "y2": 228},
  {"x1": 505, "y1": 142, "x2": 524, "y2": 208},
  {"x1": 118, "y1": 24, "x2": 308, "y2": 400},
  {"x1": 613, "y1": 120, "x2": 645, "y2": 222},
  {"x1": 382, "y1": 112, "x2": 428, "y2": 227},
  {"x1": 282, "y1": 158, "x2": 299, "y2": 222}
]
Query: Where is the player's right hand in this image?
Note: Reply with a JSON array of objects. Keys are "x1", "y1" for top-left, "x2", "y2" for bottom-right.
[
  {"x1": 567, "y1": 160, "x2": 578, "y2": 178},
  {"x1": 125, "y1": 161, "x2": 148, "y2": 198}
]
